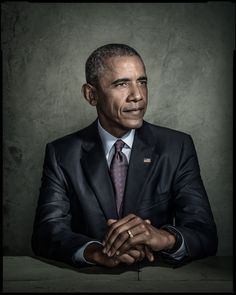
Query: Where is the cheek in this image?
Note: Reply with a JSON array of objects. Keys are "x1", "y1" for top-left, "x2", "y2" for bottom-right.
[
  {"x1": 108, "y1": 97, "x2": 124, "y2": 115},
  {"x1": 99, "y1": 96, "x2": 113, "y2": 111},
  {"x1": 112, "y1": 104, "x2": 122, "y2": 118},
  {"x1": 102, "y1": 100, "x2": 119, "y2": 118},
  {"x1": 98, "y1": 90, "x2": 127, "y2": 117}
]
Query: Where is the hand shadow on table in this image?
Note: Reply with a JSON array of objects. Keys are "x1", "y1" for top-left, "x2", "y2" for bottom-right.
[
  {"x1": 30, "y1": 255, "x2": 138, "y2": 275},
  {"x1": 30, "y1": 254, "x2": 189, "y2": 275}
]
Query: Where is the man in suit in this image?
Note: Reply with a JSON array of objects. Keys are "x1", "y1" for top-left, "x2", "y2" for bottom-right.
[{"x1": 32, "y1": 44, "x2": 218, "y2": 268}]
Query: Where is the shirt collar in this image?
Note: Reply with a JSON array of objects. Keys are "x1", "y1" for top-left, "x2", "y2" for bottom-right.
[{"x1": 97, "y1": 120, "x2": 135, "y2": 155}]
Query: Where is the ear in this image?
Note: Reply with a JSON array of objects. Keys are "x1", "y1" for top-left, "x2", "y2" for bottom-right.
[{"x1": 82, "y1": 84, "x2": 98, "y2": 106}]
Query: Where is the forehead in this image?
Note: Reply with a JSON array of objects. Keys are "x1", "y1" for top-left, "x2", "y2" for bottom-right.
[{"x1": 101, "y1": 55, "x2": 146, "y2": 77}]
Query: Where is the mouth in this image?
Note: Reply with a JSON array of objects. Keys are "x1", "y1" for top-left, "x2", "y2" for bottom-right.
[
  {"x1": 122, "y1": 108, "x2": 145, "y2": 119},
  {"x1": 123, "y1": 107, "x2": 144, "y2": 114}
]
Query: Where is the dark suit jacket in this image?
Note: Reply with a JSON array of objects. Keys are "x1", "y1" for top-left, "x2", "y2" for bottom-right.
[{"x1": 32, "y1": 120, "x2": 218, "y2": 266}]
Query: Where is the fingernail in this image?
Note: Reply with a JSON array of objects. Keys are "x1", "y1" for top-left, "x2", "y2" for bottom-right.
[
  {"x1": 108, "y1": 251, "x2": 111, "y2": 257},
  {"x1": 102, "y1": 248, "x2": 107, "y2": 254},
  {"x1": 116, "y1": 251, "x2": 120, "y2": 256}
]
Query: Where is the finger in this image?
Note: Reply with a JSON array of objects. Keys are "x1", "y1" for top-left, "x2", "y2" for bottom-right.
[
  {"x1": 145, "y1": 219, "x2": 151, "y2": 224},
  {"x1": 136, "y1": 250, "x2": 145, "y2": 262},
  {"x1": 102, "y1": 219, "x2": 118, "y2": 246},
  {"x1": 106, "y1": 231, "x2": 129, "y2": 257},
  {"x1": 107, "y1": 258, "x2": 120, "y2": 267},
  {"x1": 104, "y1": 216, "x2": 143, "y2": 254},
  {"x1": 120, "y1": 249, "x2": 145, "y2": 262},
  {"x1": 138, "y1": 250, "x2": 145, "y2": 261},
  {"x1": 116, "y1": 253, "x2": 135, "y2": 265},
  {"x1": 116, "y1": 232, "x2": 149, "y2": 255},
  {"x1": 133, "y1": 245, "x2": 147, "y2": 261},
  {"x1": 145, "y1": 246, "x2": 154, "y2": 262},
  {"x1": 104, "y1": 214, "x2": 138, "y2": 245},
  {"x1": 107, "y1": 222, "x2": 149, "y2": 256},
  {"x1": 107, "y1": 219, "x2": 117, "y2": 226},
  {"x1": 100, "y1": 252, "x2": 120, "y2": 267}
]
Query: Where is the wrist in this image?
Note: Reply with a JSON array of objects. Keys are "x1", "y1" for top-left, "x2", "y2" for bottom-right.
[
  {"x1": 165, "y1": 231, "x2": 176, "y2": 250},
  {"x1": 161, "y1": 226, "x2": 183, "y2": 253}
]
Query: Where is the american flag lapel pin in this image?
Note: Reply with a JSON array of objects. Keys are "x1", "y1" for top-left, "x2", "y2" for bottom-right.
[{"x1": 143, "y1": 158, "x2": 151, "y2": 163}]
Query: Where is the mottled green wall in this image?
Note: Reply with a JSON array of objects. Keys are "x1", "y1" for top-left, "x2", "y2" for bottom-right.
[{"x1": 2, "y1": 2, "x2": 234, "y2": 255}]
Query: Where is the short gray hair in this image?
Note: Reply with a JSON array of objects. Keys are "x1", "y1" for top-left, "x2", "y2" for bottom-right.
[{"x1": 85, "y1": 44, "x2": 143, "y2": 86}]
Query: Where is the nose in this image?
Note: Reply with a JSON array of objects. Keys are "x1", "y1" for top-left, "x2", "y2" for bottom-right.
[{"x1": 128, "y1": 83, "x2": 142, "y2": 102}]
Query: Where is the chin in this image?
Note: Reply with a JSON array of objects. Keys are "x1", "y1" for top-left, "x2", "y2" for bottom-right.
[{"x1": 125, "y1": 119, "x2": 144, "y2": 129}]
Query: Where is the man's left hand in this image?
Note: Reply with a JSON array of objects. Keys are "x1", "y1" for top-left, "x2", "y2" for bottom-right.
[{"x1": 102, "y1": 214, "x2": 176, "y2": 258}]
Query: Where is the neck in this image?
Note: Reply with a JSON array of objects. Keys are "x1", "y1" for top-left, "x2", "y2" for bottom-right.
[{"x1": 98, "y1": 121, "x2": 131, "y2": 138}]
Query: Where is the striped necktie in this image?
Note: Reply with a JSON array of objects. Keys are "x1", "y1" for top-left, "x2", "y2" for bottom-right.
[{"x1": 110, "y1": 140, "x2": 128, "y2": 217}]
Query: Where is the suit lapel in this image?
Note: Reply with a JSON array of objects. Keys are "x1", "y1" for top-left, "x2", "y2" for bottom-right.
[
  {"x1": 122, "y1": 122, "x2": 160, "y2": 216},
  {"x1": 80, "y1": 122, "x2": 118, "y2": 220},
  {"x1": 80, "y1": 120, "x2": 160, "y2": 220}
]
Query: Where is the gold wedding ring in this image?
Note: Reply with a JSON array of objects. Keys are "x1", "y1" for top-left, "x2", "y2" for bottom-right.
[{"x1": 127, "y1": 230, "x2": 134, "y2": 238}]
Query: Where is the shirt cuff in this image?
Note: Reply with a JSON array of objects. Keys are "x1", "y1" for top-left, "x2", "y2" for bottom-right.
[
  {"x1": 73, "y1": 241, "x2": 103, "y2": 265},
  {"x1": 160, "y1": 225, "x2": 187, "y2": 261}
]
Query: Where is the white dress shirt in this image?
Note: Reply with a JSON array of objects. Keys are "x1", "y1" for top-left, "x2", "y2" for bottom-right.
[{"x1": 97, "y1": 119, "x2": 135, "y2": 167}]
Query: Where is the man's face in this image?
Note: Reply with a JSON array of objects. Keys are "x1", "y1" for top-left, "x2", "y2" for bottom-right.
[{"x1": 94, "y1": 55, "x2": 148, "y2": 137}]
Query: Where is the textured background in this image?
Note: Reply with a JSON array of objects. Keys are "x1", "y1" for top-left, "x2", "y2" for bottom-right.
[{"x1": 2, "y1": 2, "x2": 234, "y2": 255}]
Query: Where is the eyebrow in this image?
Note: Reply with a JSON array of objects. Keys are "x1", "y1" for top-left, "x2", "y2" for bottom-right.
[{"x1": 111, "y1": 76, "x2": 148, "y2": 85}]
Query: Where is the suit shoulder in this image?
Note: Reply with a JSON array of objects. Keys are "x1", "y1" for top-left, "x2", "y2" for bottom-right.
[
  {"x1": 142, "y1": 121, "x2": 196, "y2": 156},
  {"x1": 49, "y1": 131, "x2": 80, "y2": 147},
  {"x1": 46, "y1": 122, "x2": 96, "y2": 152}
]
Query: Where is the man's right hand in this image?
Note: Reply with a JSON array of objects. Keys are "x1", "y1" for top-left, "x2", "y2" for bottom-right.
[
  {"x1": 84, "y1": 242, "x2": 119, "y2": 267},
  {"x1": 84, "y1": 242, "x2": 147, "y2": 267}
]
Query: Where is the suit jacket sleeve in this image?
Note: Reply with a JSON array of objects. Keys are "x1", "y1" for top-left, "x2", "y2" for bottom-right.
[
  {"x1": 31, "y1": 143, "x2": 93, "y2": 266},
  {"x1": 171, "y1": 134, "x2": 218, "y2": 260}
]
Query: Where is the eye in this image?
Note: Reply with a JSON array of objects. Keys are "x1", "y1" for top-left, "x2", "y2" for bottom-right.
[
  {"x1": 115, "y1": 82, "x2": 128, "y2": 87},
  {"x1": 138, "y1": 80, "x2": 147, "y2": 86}
]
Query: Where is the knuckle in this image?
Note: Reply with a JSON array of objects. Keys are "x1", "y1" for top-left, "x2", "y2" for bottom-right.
[
  {"x1": 110, "y1": 224, "x2": 117, "y2": 232},
  {"x1": 145, "y1": 230, "x2": 150, "y2": 236},
  {"x1": 135, "y1": 217, "x2": 141, "y2": 223},
  {"x1": 111, "y1": 223, "x2": 118, "y2": 230},
  {"x1": 110, "y1": 245, "x2": 116, "y2": 252},
  {"x1": 111, "y1": 242, "x2": 120, "y2": 252},
  {"x1": 129, "y1": 213, "x2": 136, "y2": 219},
  {"x1": 106, "y1": 243, "x2": 111, "y2": 249},
  {"x1": 119, "y1": 231, "x2": 126, "y2": 240},
  {"x1": 136, "y1": 251, "x2": 141, "y2": 259},
  {"x1": 114, "y1": 228, "x2": 121, "y2": 236},
  {"x1": 140, "y1": 223, "x2": 146, "y2": 229},
  {"x1": 121, "y1": 244, "x2": 129, "y2": 254}
]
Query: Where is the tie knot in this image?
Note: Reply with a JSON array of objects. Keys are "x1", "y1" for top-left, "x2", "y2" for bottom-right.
[{"x1": 114, "y1": 139, "x2": 125, "y2": 152}]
